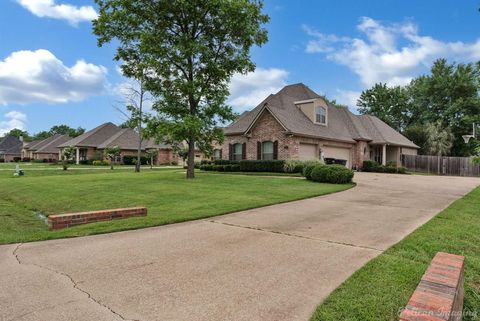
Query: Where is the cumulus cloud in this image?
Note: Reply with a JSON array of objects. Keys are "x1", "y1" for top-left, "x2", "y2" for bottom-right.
[
  {"x1": 304, "y1": 17, "x2": 480, "y2": 87},
  {"x1": 17, "y1": 0, "x2": 98, "y2": 26},
  {"x1": 0, "y1": 49, "x2": 108, "y2": 105},
  {"x1": 228, "y1": 67, "x2": 289, "y2": 112},
  {"x1": 334, "y1": 89, "x2": 361, "y2": 111},
  {"x1": 0, "y1": 111, "x2": 27, "y2": 136}
]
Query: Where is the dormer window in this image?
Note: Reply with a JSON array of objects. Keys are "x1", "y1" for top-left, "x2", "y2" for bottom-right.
[{"x1": 315, "y1": 106, "x2": 326, "y2": 124}]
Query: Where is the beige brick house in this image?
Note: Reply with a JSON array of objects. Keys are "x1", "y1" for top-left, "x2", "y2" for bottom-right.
[
  {"x1": 22, "y1": 134, "x2": 72, "y2": 161},
  {"x1": 216, "y1": 83, "x2": 418, "y2": 169},
  {"x1": 58, "y1": 122, "x2": 178, "y2": 165}
]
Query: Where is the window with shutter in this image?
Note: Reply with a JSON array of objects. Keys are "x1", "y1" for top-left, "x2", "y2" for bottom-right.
[{"x1": 261, "y1": 141, "x2": 274, "y2": 160}]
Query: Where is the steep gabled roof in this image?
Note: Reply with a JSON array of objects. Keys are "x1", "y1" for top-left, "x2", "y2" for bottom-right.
[
  {"x1": 58, "y1": 122, "x2": 121, "y2": 148},
  {"x1": 35, "y1": 134, "x2": 72, "y2": 154},
  {"x1": 0, "y1": 135, "x2": 22, "y2": 152},
  {"x1": 27, "y1": 134, "x2": 63, "y2": 151},
  {"x1": 224, "y1": 83, "x2": 419, "y2": 148}
]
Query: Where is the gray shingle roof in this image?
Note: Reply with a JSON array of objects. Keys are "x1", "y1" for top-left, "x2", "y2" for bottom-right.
[
  {"x1": 0, "y1": 135, "x2": 22, "y2": 153},
  {"x1": 35, "y1": 134, "x2": 72, "y2": 154},
  {"x1": 58, "y1": 122, "x2": 173, "y2": 150},
  {"x1": 225, "y1": 83, "x2": 418, "y2": 148},
  {"x1": 58, "y1": 123, "x2": 122, "y2": 148}
]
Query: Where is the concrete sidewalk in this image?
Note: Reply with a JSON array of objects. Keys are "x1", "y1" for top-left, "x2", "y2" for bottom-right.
[{"x1": 1, "y1": 172, "x2": 478, "y2": 321}]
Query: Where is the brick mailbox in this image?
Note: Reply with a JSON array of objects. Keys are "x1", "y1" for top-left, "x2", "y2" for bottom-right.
[
  {"x1": 400, "y1": 252, "x2": 465, "y2": 321},
  {"x1": 48, "y1": 207, "x2": 147, "y2": 229}
]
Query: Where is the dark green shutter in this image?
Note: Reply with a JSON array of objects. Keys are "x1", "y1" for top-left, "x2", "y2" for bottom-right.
[
  {"x1": 228, "y1": 144, "x2": 233, "y2": 160},
  {"x1": 273, "y1": 141, "x2": 278, "y2": 160},
  {"x1": 242, "y1": 143, "x2": 246, "y2": 160},
  {"x1": 257, "y1": 142, "x2": 262, "y2": 160}
]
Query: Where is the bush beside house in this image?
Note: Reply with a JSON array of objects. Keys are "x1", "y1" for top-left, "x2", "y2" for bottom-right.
[
  {"x1": 198, "y1": 159, "x2": 324, "y2": 174},
  {"x1": 362, "y1": 160, "x2": 406, "y2": 174}
]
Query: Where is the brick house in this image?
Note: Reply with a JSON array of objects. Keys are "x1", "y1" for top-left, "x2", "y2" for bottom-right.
[
  {"x1": 57, "y1": 122, "x2": 178, "y2": 165},
  {"x1": 0, "y1": 135, "x2": 22, "y2": 162},
  {"x1": 22, "y1": 134, "x2": 72, "y2": 161},
  {"x1": 216, "y1": 83, "x2": 418, "y2": 169}
]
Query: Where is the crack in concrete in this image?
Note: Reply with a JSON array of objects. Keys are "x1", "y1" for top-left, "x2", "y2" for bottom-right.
[
  {"x1": 12, "y1": 243, "x2": 140, "y2": 321},
  {"x1": 208, "y1": 220, "x2": 383, "y2": 252}
]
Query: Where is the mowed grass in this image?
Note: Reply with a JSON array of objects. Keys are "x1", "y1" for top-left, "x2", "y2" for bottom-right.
[
  {"x1": 1, "y1": 169, "x2": 353, "y2": 244},
  {"x1": 311, "y1": 186, "x2": 480, "y2": 321}
]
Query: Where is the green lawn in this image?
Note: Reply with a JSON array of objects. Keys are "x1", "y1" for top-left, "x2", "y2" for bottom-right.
[
  {"x1": 311, "y1": 186, "x2": 480, "y2": 321},
  {"x1": 1, "y1": 169, "x2": 353, "y2": 244}
]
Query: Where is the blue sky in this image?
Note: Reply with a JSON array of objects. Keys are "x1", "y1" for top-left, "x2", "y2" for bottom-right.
[{"x1": 1, "y1": 0, "x2": 480, "y2": 135}]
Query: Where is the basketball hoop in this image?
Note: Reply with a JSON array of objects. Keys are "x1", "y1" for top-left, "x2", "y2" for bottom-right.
[{"x1": 462, "y1": 135, "x2": 474, "y2": 144}]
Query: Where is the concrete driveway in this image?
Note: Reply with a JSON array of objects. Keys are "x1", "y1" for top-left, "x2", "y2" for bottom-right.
[{"x1": 1, "y1": 173, "x2": 478, "y2": 321}]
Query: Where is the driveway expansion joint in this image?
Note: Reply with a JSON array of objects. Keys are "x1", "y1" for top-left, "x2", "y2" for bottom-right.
[
  {"x1": 208, "y1": 220, "x2": 382, "y2": 252},
  {"x1": 12, "y1": 243, "x2": 140, "y2": 321}
]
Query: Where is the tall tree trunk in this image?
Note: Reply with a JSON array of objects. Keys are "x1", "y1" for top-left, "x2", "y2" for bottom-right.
[{"x1": 187, "y1": 137, "x2": 195, "y2": 179}]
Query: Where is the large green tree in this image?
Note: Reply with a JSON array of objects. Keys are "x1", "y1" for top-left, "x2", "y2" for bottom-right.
[
  {"x1": 93, "y1": 0, "x2": 269, "y2": 178},
  {"x1": 358, "y1": 59, "x2": 480, "y2": 156},
  {"x1": 357, "y1": 83, "x2": 413, "y2": 132}
]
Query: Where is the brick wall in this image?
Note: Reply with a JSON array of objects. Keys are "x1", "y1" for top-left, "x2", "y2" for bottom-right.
[
  {"x1": 399, "y1": 252, "x2": 464, "y2": 321},
  {"x1": 221, "y1": 109, "x2": 356, "y2": 162},
  {"x1": 48, "y1": 207, "x2": 147, "y2": 229}
]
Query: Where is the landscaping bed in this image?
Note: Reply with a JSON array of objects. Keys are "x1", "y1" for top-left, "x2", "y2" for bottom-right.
[{"x1": 311, "y1": 185, "x2": 480, "y2": 321}]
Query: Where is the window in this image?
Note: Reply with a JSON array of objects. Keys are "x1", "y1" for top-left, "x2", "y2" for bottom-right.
[
  {"x1": 213, "y1": 149, "x2": 221, "y2": 160},
  {"x1": 373, "y1": 146, "x2": 382, "y2": 164},
  {"x1": 262, "y1": 141, "x2": 274, "y2": 160},
  {"x1": 315, "y1": 106, "x2": 326, "y2": 124},
  {"x1": 79, "y1": 148, "x2": 88, "y2": 161},
  {"x1": 233, "y1": 143, "x2": 243, "y2": 161}
]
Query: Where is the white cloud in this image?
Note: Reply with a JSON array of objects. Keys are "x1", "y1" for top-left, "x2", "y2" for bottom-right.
[
  {"x1": 229, "y1": 67, "x2": 289, "y2": 112},
  {"x1": 334, "y1": 89, "x2": 361, "y2": 112},
  {"x1": 0, "y1": 111, "x2": 27, "y2": 136},
  {"x1": 304, "y1": 17, "x2": 480, "y2": 87},
  {"x1": 0, "y1": 49, "x2": 108, "y2": 105},
  {"x1": 17, "y1": 0, "x2": 97, "y2": 26}
]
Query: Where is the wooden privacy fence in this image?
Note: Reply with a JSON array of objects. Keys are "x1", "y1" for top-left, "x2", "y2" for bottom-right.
[{"x1": 401, "y1": 154, "x2": 480, "y2": 177}]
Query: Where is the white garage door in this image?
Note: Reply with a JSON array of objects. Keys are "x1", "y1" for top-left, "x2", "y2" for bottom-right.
[
  {"x1": 323, "y1": 146, "x2": 351, "y2": 167},
  {"x1": 299, "y1": 143, "x2": 318, "y2": 160}
]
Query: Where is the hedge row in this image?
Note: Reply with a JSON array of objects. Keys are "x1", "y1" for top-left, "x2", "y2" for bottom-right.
[
  {"x1": 198, "y1": 159, "x2": 324, "y2": 173},
  {"x1": 303, "y1": 164, "x2": 354, "y2": 184},
  {"x1": 362, "y1": 160, "x2": 407, "y2": 174}
]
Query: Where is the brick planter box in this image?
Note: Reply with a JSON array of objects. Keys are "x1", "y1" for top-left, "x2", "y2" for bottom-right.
[
  {"x1": 48, "y1": 207, "x2": 147, "y2": 229},
  {"x1": 400, "y1": 252, "x2": 465, "y2": 321}
]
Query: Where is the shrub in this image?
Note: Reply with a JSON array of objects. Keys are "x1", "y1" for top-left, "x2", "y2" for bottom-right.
[
  {"x1": 22, "y1": 157, "x2": 31, "y2": 162},
  {"x1": 201, "y1": 159, "x2": 212, "y2": 165},
  {"x1": 303, "y1": 163, "x2": 320, "y2": 180},
  {"x1": 239, "y1": 160, "x2": 285, "y2": 172},
  {"x1": 194, "y1": 161, "x2": 201, "y2": 169},
  {"x1": 79, "y1": 160, "x2": 93, "y2": 165},
  {"x1": 283, "y1": 160, "x2": 304, "y2": 173},
  {"x1": 123, "y1": 155, "x2": 149, "y2": 165},
  {"x1": 92, "y1": 160, "x2": 109, "y2": 166},
  {"x1": 384, "y1": 166, "x2": 397, "y2": 173},
  {"x1": 362, "y1": 160, "x2": 378, "y2": 172},
  {"x1": 311, "y1": 165, "x2": 354, "y2": 184},
  {"x1": 396, "y1": 166, "x2": 407, "y2": 174},
  {"x1": 200, "y1": 164, "x2": 214, "y2": 171},
  {"x1": 229, "y1": 164, "x2": 241, "y2": 172},
  {"x1": 386, "y1": 161, "x2": 397, "y2": 167},
  {"x1": 213, "y1": 159, "x2": 239, "y2": 165}
]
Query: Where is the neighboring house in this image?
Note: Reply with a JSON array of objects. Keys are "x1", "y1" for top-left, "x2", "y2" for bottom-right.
[
  {"x1": 22, "y1": 134, "x2": 72, "y2": 161},
  {"x1": 0, "y1": 135, "x2": 22, "y2": 162},
  {"x1": 57, "y1": 122, "x2": 177, "y2": 165},
  {"x1": 217, "y1": 83, "x2": 418, "y2": 169}
]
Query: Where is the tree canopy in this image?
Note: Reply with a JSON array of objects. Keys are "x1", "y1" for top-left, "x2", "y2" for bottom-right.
[
  {"x1": 357, "y1": 59, "x2": 480, "y2": 156},
  {"x1": 93, "y1": 0, "x2": 269, "y2": 178}
]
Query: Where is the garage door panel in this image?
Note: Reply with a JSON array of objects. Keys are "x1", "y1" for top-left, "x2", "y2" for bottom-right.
[
  {"x1": 299, "y1": 143, "x2": 317, "y2": 160},
  {"x1": 323, "y1": 146, "x2": 351, "y2": 167}
]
